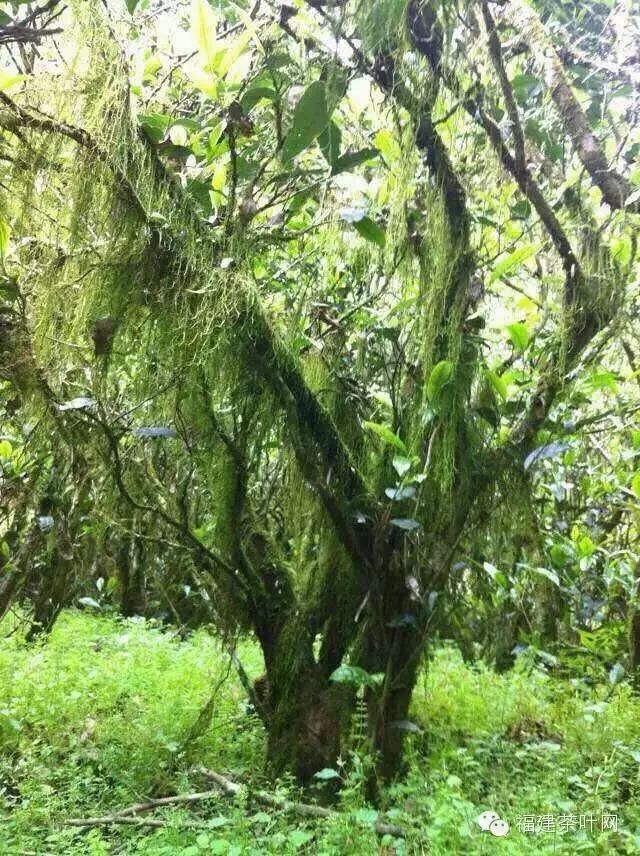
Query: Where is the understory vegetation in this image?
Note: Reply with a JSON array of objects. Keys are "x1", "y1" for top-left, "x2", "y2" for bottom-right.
[{"x1": 2, "y1": 610, "x2": 640, "y2": 854}]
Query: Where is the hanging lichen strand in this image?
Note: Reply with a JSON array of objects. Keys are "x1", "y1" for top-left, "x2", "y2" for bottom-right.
[
  {"x1": 412, "y1": 187, "x2": 470, "y2": 516},
  {"x1": 0, "y1": 9, "x2": 252, "y2": 634},
  {"x1": 10, "y1": 14, "x2": 235, "y2": 386}
]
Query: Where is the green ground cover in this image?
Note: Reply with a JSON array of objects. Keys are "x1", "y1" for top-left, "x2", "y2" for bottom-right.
[{"x1": 1, "y1": 611, "x2": 639, "y2": 854}]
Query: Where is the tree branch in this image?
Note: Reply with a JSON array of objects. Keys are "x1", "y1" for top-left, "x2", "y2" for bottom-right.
[
  {"x1": 498, "y1": 0, "x2": 637, "y2": 212},
  {"x1": 0, "y1": 88, "x2": 375, "y2": 579},
  {"x1": 480, "y1": 1, "x2": 525, "y2": 169}
]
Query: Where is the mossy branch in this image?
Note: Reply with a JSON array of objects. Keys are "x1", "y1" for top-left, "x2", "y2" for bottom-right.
[{"x1": 0, "y1": 86, "x2": 374, "y2": 591}]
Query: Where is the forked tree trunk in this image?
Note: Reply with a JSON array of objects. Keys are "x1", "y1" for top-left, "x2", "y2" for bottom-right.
[
  {"x1": 259, "y1": 618, "x2": 345, "y2": 782},
  {"x1": 259, "y1": 547, "x2": 438, "y2": 786}
]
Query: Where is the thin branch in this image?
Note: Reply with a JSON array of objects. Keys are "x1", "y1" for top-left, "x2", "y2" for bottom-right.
[
  {"x1": 498, "y1": 0, "x2": 637, "y2": 212},
  {"x1": 17, "y1": 0, "x2": 63, "y2": 27},
  {"x1": 0, "y1": 25, "x2": 62, "y2": 45},
  {"x1": 480, "y1": 1, "x2": 525, "y2": 169},
  {"x1": 199, "y1": 768, "x2": 405, "y2": 837},
  {"x1": 66, "y1": 816, "x2": 214, "y2": 830}
]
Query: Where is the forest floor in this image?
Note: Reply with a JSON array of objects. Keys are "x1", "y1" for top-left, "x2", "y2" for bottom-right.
[{"x1": 1, "y1": 611, "x2": 639, "y2": 854}]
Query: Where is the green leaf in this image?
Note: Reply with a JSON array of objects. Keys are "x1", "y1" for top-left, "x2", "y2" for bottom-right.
[
  {"x1": 281, "y1": 81, "x2": 329, "y2": 163},
  {"x1": 426, "y1": 360, "x2": 453, "y2": 402},
  {"x1": 531, "y1": 566, "x2": 560, "y2": 586},
  {"x1": 362, "y1": 421, "x2": 407, "y2": 454},
  {"x1": 249, "y1": 811, "x2": 271, "y2": 824},
  {"x1": 575, "y1": 534, "x2": 595, "y2": 558},
  {"x1": 524, "y1": 442, "x2": 569, "y2": 470},
  {"x1": 385, "y1": 485, "x2": 416, "y2": 500},
  {"x1": 125, "y1": 0, "x2": 141, "y2": 11},
  {"x1": 611, "y1": 235, "x2": 632, "y2": 267},
  {"x1": 188, "y1": 67, "x2": 219, "y2": 100},
  {"x1": 206, "y1": 121, "x2": 225, "y2": 152},
  {"x1": 191, "y1": 0, "x2": 219, "y2": 70},
  {"x1": 0, "y1": 69, "x2": 25, "y2": 92},
  {"x1": 288, "y1": 830, "x2": 314, "y2": 849},
  {"x1": 631, "y1": 471, "x2": 640, "y2": 500},
  {"x1": 392, "y1": 456, "x2": 412, "y2": 477},
  {"x1": 353, "y1": 216, "x2": 385, "y2": 247},
  {"x1": 390, "y1": 518, "x2": 420, "y2": 531},
  {"x1": 318, "y1": 121, "x2": 341, "y2": 165},
  {"x1": 374, "y1": 128, "x2": 401, "y2": 166},
  {"x1": 584, "y1": 370, "x2": 618, "y2": 393},
  {"x1": 217, "y1": 28, "x2": 253, "y2": 79},
  {"x1": 332, "y1": 147, "x2": 379, "y2": 175},
  {"x1": 169, "y1": 124, "x2": 189, "y2": 147},
  {"x1": 511, "y1": 200, "x2": 531, "y2": 220},
  {"x1": 483, "y1": 561, "x2": 509, "y2": 588},
  {"x1": 330, "y1": 664, "x2": 384, "y2": 688},
  {"x1": 510, "y1": 74, "x2": 542, "y2": 103},
  {"x1": 139, "y1": 113, "x2": 172, "y2": 144},
  {"x1": 488, "y1": 243, "x2": 540, "y2": 284},
  {"x1": 241, "y1": 87, "x2": 276, "y2": 111},
  {"x1": 486, "y1": 369, "x2": 507, "y2": 400},
  {"x1": 0, "y1": 439, "x2": 12, "y2": 460},
  {"x1": 314, "y1": 767, "x2": 341, "y2": 780},
  {"x1": 506, "y1": 322, "x2": 529, "y2": 351},
  {"x1": 354, "y1": 808, "x2": 379, "y2": 825}
]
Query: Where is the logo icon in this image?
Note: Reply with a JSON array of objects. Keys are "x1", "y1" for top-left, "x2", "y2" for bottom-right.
[{"x1": 477, "y1": 810, "x2": 510, "y2": 837}]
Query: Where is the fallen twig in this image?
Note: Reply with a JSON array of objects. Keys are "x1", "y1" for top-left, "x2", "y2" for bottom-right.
[
  {"x1": 117, "y1": 789, "x2": 221, "y2": 817},
  {"x1": 66, "y1": 789, "x2": 222, "y2": 828},
  {"x1": 199, "y1": 767, "x2": 405, "y2": 838},
  {"x1": 66, "y1": 816, "x2": 215, "y2": 829},
  {"x1": 65, "y1": 770, "x2": 405, "y2": 838}
]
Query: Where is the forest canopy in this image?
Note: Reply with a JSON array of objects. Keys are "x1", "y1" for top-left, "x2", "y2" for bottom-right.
[{"x1": 0, "y1": 0, "x2": 639, "y2": 850}]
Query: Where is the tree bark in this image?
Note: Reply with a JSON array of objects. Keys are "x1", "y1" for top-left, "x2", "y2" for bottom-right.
[
  {"x1": 500, "y1": 0, "x2": 637, "y2": 212},
  {"x1": 260, "y1": 618, "x2": 344, "y2": 782},
  {"x1": 117, "y1": 517, "x2": 147, "y2": 618}
]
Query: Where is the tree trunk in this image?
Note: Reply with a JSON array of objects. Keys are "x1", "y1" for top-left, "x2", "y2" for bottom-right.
[
  {"x1": 117, "y1": 524, "x2": 146, "y2": 618},
  {"x1": 369, "y1": 632, "x2": 424, "y2": 781},
  {"x1": 257, "y1": 539, "x2": 448, "y2": 786},
  {"x1": 26, "y1": 546, "x2": 72, "y2": 640},
  {"x1": 260, "y1": 618, "x2": 345, "y2": 782}
]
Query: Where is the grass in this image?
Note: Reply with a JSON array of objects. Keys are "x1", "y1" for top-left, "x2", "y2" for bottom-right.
[{"x1": 1, "y1": 610, "x2": 639, "y2": 854}]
